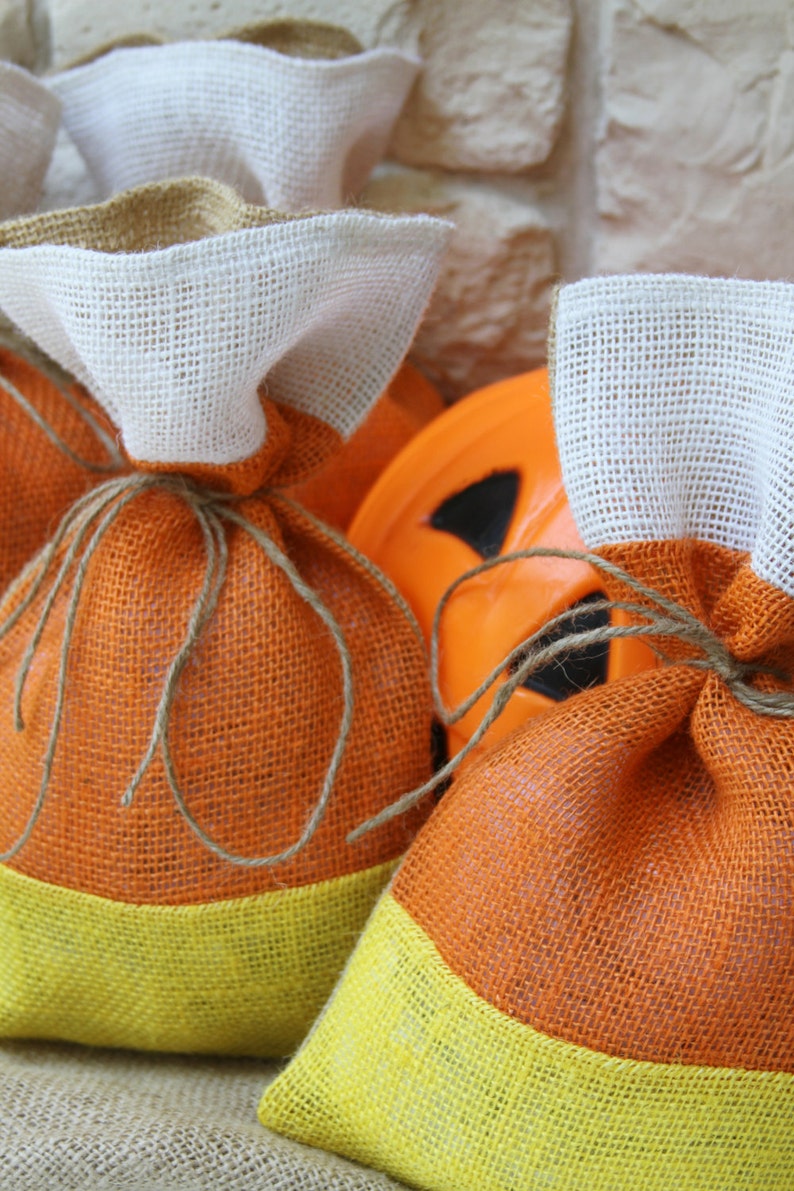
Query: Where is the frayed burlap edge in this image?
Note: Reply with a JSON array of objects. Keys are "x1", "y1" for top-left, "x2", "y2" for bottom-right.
[
  {"x1": 61, "y1": 19, "x2": 364, "y2": 71},
  {"x1": 0, "y1": 176, "x2": 302, "y2": 253}
]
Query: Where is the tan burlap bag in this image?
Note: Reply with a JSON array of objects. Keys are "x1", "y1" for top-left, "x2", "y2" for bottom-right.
[{"x1": 0, "y1": 178, "x2": 450, "y2": 1058}]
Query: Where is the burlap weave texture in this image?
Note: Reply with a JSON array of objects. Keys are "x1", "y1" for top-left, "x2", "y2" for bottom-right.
[
  {"x1": 42, "y1": 34, "x2": 440, "y2": 533},
  {"x1": 0, "y1": 1039, "x2": 410, "y2": 1190},
  {"x1": 288, "y1": 361, "x2": 445, "y2": 530},
  {"x1": 0, "y1": 345, "x2": 122, "y2": 593},
  {"x1": 49, "y1": 36, "x2": 418, "y2": 209},
  {"x1": 0, "y1": 179, "x2": 287, "y2": 595},
  {"x1": 259, "y1": 274, "x2": 794, "y2": 1188},
  {"x1": 0, "y1": 180, "x2": 448, "y2": 466},
  {"x1": 0, "y1": 179, "x2": 449, "y2": 1056}
]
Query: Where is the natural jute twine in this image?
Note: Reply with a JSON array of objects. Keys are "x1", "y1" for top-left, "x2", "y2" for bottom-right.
[
  {"x1": 348, "y1": 546, "x2": 794, "y2": 842},
  {"x1": 0, "y1": 322, "x2": 123, "y2": 473},
  {"x1": 0, "y1": 475, "x2": 423, "y2": 866}
]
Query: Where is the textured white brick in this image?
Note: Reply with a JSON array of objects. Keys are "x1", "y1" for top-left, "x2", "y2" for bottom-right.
[
  {"x1": 0, "y1": 0, "x2": 37, "y2": 67},
  {"x1": 593, "y1": 0, "x2": 794, "y2": 278},
  {"x1": 363, "y1": 167, "x2": 556, "y2": 399},
  {"x1": 390, "y1": 0, "x2": 572, "y2": 172},
  {"x1": 45, "y1": 0, "x2": 418, "y2": 69}
]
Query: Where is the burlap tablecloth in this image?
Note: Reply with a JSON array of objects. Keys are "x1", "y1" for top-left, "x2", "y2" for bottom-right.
[{"x1": 0, "y1": 1040, "x2": 408, "y2": 1189}]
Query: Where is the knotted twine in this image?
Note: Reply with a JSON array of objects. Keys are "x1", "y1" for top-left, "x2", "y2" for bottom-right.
[
  {"x1": 11, "y1": 499, "x2": 786, "y2": 853},
  {"x1": 348, "y1": 545, "x2": 794, "y2": 841},
  {"x1": 0, "y1": 474, "x2": 422, "y2": 866},
  {"x1": 0, "y1": 322, "x2": 123, "y2": 474}
]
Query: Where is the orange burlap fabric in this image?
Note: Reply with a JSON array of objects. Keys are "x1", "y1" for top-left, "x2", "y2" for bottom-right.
[
  {"x1": 393, "y1": 535, "x2": 794, "y2": 1071},
  {"x1": 0, "y1": 396, "x2": 433, "y2": 904},
  {"x1": 0, "y1": 343, "x2": 439, "y2": 585},
  {"x1": 288, "y1": 362, "x2": 443, "y2": 530},
  {"x1": 0, "y1": 348, "x2": 121, "y2": 591}
]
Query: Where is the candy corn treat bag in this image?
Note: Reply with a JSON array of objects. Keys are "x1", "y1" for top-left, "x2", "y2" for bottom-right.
[
  {"x1": 0, "y1": 178, "x2": 449, "y2": 1057},
  {"x1": 0, "y1": 174, "x2": 316, "y2": 595},
  {"x1": 47, "y1": 24, "x2": 443, "y2": 531},
  {"x1": 48, "y1": 22, "x2": 418, "y2": 210},
  {"x1": 260, "y1": 274, "x2": 794, "y2": 1188}
]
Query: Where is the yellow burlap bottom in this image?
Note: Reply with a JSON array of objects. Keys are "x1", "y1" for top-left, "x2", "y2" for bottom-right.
[
  {"x1": 260, "y1": 894, "x2": 794, "y2": 1191},
  {"x1": 0, "y1": 859, "x2": 396, "y2": 1056}
]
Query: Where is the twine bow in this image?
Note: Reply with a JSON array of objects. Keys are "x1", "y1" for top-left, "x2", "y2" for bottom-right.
[
  {"x1": 0, "y1": 474, "x2": 422, "y2": 865},
  {"x1": 348, "y1": 546, "x2": 794, "y2": 842}
]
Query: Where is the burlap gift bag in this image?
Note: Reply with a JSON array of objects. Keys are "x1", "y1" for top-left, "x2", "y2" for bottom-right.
[
  {"x1": 259, "y1": 274, "x2": 794, "y2": 1188},
  {"x1": 48, "y1": 22, "x2": 418, "y2": 209},
  {"x1": 0, "y1": 175, "x2": 288, "y2": 594},
  {"x1": 0, "y1": 178, "x2": 450, "y2": 1057},
  {"x1": 46, "y1": 23, "x2": 441, "y2": 530}
]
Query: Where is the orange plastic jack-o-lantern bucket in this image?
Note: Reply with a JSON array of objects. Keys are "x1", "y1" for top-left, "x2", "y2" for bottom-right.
[{"x1": 349, "y1": 367, "x2": 657, "y2": 757}]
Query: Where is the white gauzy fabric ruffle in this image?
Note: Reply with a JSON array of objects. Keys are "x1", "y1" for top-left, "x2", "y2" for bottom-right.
[
  {"x1": 0, "y1": 208, "x2": 450, "y2": 466},
  {"x1": 553, "y1": 274, "x2": 794, "y2": 600},
  {"x1": 49, "y1": 41, "x2": 418, "y2": 210},
  {"x1": 0, "y1": 63, "x2": 61, "y2": 218}
]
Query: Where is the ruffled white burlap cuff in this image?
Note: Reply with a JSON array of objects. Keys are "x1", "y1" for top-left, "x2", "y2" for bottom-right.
[
  {"x1": 553, "y1": 273, "x2": 794, "y2": 598},
  {"x1": 49, "y1": 39, "x2": 418, "y2": 209},
  {"x1": 0, "y1": 183, "x2": 450, "y2": 466}
]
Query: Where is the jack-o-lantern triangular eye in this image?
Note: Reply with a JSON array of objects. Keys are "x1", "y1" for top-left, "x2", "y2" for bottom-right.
[
  {"x1": 429, "y1": 469, "x2": 520, "y2": 559},
  {"x1": 511, "y1": 591, "x2": 610, "y2": 702}
]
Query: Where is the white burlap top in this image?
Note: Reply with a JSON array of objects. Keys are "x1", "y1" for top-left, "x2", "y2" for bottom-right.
[
  {"x1": 0, "y1": 62, "x2": 61, "y2": 218},
  {"x1": 553, "y1": 274, "x2": 794, "y2": 600},
  {"x1": 0, "y1": 1040, "x2": 409, "y2": 1190},
  {"x1": 49, "y1": 41, "x2": 418, "y2": 210},
  {"x1": 0, "y1": 208, "x2": 449, "y2": 466}
]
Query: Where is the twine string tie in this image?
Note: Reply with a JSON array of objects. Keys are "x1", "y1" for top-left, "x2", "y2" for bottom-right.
[
  {"x1": 0, "y1": 325, "x2": 124, "y2": 473},
  {"x1": 0, "y1": 472, "x2": 420, "y2": 866},
  {"x1": 348, "y1": 546, "x2": 794, "y2": 843}
]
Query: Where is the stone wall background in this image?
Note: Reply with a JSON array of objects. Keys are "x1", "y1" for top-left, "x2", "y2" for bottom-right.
[{"x1": 1, "y1": 0, "x2": 792, "y2": 400}]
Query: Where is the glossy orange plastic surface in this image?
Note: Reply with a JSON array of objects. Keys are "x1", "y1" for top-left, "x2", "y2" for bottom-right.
[{"x1": 349, "y1": 367, "x2": 657, "y2": 756}]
